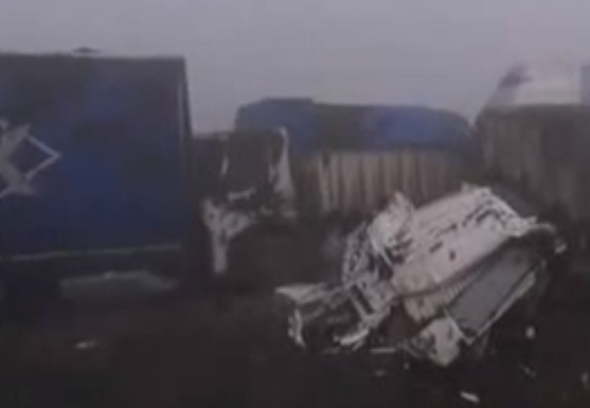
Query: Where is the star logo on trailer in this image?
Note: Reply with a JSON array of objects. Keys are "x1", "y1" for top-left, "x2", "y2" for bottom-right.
[{"x1": 0, "y1": 119, "x2": 62, "y2": 199}]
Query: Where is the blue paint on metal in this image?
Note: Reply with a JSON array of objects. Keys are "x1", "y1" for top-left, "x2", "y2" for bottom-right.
[
  {"x1": 361, "y1": 106, "x2": 472, "y2": 153},
  {"x1": 0, "y1": 54, "x2": 189, "y2": 257},
  {"x1": 235, "y1": 99, "x2": 472, "y2": 155},
  {"x1": 235, "y1": 98, "x2": 317, "y2": 154}
]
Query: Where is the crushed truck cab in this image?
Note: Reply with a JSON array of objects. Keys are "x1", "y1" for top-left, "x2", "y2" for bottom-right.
[{"x1": 278, "y1": 186, "x2": 561, "y2": 366}]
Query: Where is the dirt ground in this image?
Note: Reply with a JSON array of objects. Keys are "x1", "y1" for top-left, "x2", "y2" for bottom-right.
[{"x1": 0, "y1": 274, "x2": 590, "y2": 408}]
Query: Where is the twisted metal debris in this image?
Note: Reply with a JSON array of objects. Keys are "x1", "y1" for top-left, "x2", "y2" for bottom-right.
[{"x1": 277, "y1": 186, "x2": 561, "y2": 366}]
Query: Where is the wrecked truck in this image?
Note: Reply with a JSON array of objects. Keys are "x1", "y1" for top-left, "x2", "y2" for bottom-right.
[
  {"x1": 236, "y1": 99, "x2": 472, "y2": 215},
  {"x1": 277, "y1": 186, "x2": 562, "y2": 366},
  {"x1": 201, "y1": 100, "x2": 474, "y2": 289},
  {"x1": 191, "y1": 129, "x2": 300, "y2": 287}
]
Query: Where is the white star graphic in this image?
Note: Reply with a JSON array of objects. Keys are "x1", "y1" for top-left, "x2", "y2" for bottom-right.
[{"x1": 0, "y1": 119, "x2": 62, "y2": 199}]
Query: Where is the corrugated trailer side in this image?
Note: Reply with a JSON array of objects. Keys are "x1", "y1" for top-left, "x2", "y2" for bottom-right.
[
  {"x1": 477, "y1": 108, "x2": 590, "y2": 226},
  {"x1": 299, "y1": 149, "x2": 464, "y2": 214}
]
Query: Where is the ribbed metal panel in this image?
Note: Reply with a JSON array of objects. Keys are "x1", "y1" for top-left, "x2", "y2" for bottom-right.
[{"x1": 300, "y1": 150, "x2": 463, "y2": 215}]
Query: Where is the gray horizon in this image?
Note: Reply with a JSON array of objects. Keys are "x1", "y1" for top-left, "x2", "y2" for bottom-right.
[{"x1": 1, "y1": 0, "x2": 588, "y2": 131}]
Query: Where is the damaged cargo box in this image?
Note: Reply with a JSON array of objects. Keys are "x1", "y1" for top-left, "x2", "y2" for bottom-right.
[
  {"x1": 236, "y1": 100, "x2": 473, "y2": 216},
  {"x1": 477, "y1": 63, "x2": 590, "y2": 249},
  {"x1": 277, "y1": 186, "x2": 561, "y2": 366}
]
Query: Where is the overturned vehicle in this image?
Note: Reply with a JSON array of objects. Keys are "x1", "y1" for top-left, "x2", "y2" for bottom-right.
[{"x1": 277, "y1": 186, "x2": 562, "y2": 366}]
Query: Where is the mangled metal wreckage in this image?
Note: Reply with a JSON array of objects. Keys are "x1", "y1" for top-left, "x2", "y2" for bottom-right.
[
  {"x1": 277, "y1": 186, "x2": 561, "y2": 366},
  {"x1": 199, "y1": 129, "x2": 296, "y2": 276}
]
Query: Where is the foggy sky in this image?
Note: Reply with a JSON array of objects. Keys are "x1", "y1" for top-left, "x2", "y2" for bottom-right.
[{"x1": 1, "y1": 0, "x2": 589, "y2": 131}]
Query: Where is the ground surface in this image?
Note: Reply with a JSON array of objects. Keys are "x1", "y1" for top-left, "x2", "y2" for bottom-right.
[{"x1": 0, "y1": 274, "x2": 590, "y2": 408}]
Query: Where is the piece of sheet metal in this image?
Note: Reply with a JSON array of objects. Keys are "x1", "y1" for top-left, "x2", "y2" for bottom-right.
[{"x1": 448, "y1": 247, "x2": 540, "y2": 342}]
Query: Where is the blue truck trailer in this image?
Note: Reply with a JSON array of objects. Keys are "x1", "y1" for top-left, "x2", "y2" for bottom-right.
[{"x1": 0, "y1": 52, "x2": 192, "y2": 304}]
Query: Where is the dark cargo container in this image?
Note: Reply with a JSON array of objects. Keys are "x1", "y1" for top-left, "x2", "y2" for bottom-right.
[
  {"x1": 477, "y1": 64, "x2": 590, "y2": 250},
  {"x1": 0, "y1": 53, "x2": 191, "y2": 279}
]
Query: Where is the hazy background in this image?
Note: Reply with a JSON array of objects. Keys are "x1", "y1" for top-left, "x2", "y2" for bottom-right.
[{"x1": 0, "y1": 0, "x2": 589, "y2": 131}]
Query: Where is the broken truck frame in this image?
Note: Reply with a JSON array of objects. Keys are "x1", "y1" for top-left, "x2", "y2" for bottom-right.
[{"x1": 278, "y1": 186, "x2": 561, "y2": 366}]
